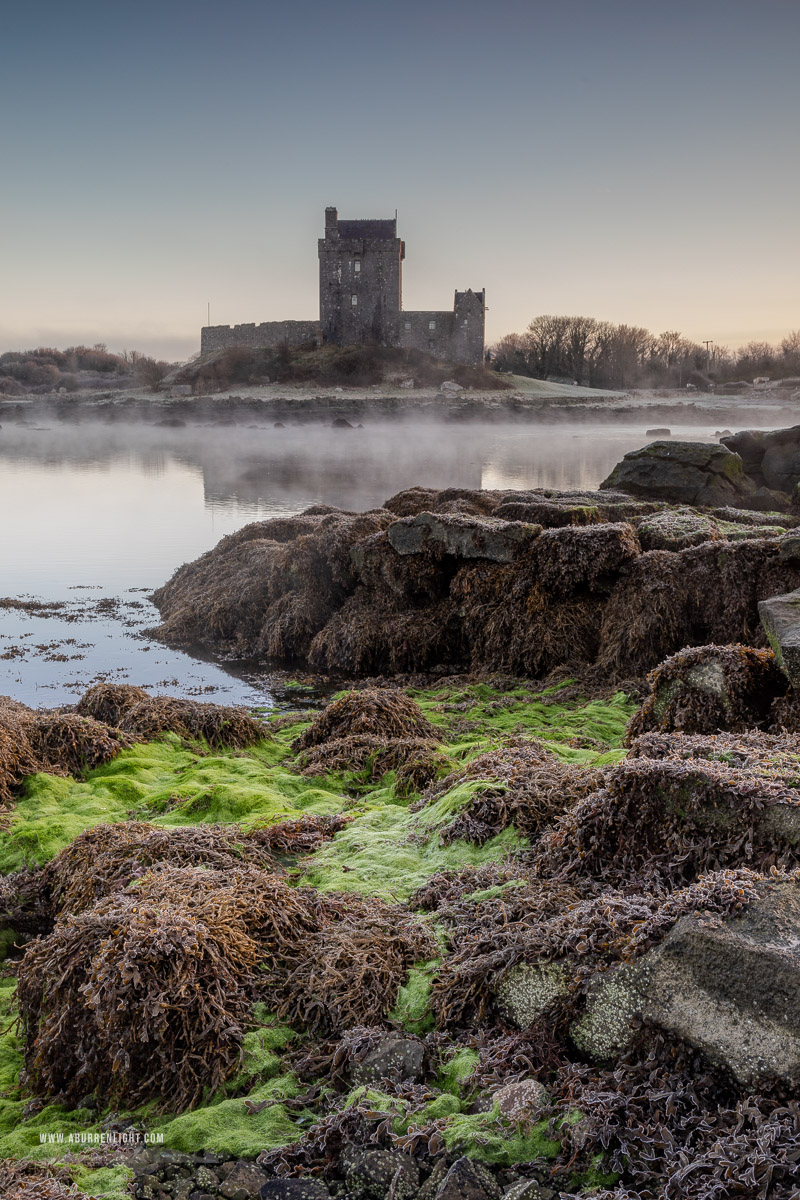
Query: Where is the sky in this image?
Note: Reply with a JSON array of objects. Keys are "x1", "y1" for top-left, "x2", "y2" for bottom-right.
[{"x1": 1, "y1": 0, "x2": 798, "y2": 361}]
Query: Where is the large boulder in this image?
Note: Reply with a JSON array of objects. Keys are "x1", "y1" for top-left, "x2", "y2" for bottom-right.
[
  {"x1": 759, "y1": 588, "x2": 800, "y2": 688},
  {"x1": 601, "y1": 440, "x2": 756, "y2": 507},
  {"x1": 387, "y1": 512, "x2": 540, "y2": 562},
  {"x1": 723, "y1": 425, "x2": 800, "y2": 493},
  {"x1": 572, "y1": 877, "x2": 800, "y2": 1086}
]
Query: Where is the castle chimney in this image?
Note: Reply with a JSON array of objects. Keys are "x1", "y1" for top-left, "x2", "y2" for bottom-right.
[{"x1": 325, "y1": 207, "x2": 338, "y2": 239}]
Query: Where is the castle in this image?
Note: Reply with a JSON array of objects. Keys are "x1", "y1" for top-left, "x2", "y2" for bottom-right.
[{"x1": 201, "y1": 207, "x2": 486, "y2": 366}]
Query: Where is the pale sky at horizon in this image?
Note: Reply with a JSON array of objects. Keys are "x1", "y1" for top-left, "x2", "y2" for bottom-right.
[{"x1": 1, "y1": 0, "x2": 797, "y2": 362}]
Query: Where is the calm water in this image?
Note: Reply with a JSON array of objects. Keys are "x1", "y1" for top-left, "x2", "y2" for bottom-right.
[{"x1": 0, "y1": 416, "x2": 774, "y2": 706}]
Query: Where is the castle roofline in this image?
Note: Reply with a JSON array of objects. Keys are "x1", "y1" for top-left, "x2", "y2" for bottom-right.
[{"x1": 336, "y1": 218, "x2": 397, "y2": 240}]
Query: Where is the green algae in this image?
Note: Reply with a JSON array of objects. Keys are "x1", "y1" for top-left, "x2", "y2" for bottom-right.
[
  {"x1": 299, "y1": 804, "x2": 525, "y2": 901},
  {"x1": 389, "y1": 961, "x2": 439, "y2": 1033},
  {"x1": 151, "y1": 1075, "x2": 303, "y2": 1157},
  {"x1": 70, "y1": 1165, "x2": 134, "y2": 1200},
  {"x1": 439, "y1": 1101, "x2": 560, "y2": 1165},
  {"x1": 438, "y1": 1047, "x2": 479, "y2": 1095},
  {"x1": 0, "y1": 736, "x2": 345, "y2": 872}
]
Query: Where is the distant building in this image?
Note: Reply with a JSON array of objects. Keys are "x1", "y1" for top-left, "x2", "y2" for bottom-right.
[{"x1": 201, "y1": 207, "x2": 486, "y2": 366}]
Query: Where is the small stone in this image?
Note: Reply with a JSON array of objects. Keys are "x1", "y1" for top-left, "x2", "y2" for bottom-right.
[
  {"x1": 342, "y1": 1147, "x2": 419, "y2": 1199},
  {"x1": 494, "y1": 962, "x2": 569, "y2": 1028},
  {"x1": 351, "y1": 1034, "x2": 425, "y2": 1084},
  {"x1": 435, "y1": 1157, "x2": 502, "y2": 1200},
  {"x1": 193, "y1": 1166, "x2": 220, "y2": 1193},
  {"x1": 503, "y1": 1182, "x2": 551, "y2": 1200},
  {"x1": 220, "y1": 1161, "x2": 268, "y2": 1200},
  {"x1": 492, "y1": 1078, "x2": 549, "y2": 1121},
  {"x1": 259, "y1": 1180, "x2": 332, "y2": 1199}
]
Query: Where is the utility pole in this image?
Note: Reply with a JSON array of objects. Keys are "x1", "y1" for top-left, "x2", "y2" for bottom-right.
[{"x1": 703, "y1": 339, "x2": 714, "y2": 373}]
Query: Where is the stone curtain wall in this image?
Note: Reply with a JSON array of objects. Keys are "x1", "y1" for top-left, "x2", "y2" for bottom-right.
[
  {"x1": 398, "y1": 311, "x2": 457, "y2": 359},
  {"x1": 200, "y1": 321, "x2": 320, "y2": 355}
]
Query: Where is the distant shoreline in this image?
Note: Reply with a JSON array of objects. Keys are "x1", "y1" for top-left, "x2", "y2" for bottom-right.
[{"x1": 0, "y1": 382, "x2": 797, "y2": 429}]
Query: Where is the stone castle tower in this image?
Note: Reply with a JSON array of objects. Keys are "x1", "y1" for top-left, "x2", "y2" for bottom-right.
[
  {"x1": 319, "y1": 208, "x2": 404, "y2": 346},
  {"x1": 202, "y1": 207, "x2": 485, "y2": 366}
]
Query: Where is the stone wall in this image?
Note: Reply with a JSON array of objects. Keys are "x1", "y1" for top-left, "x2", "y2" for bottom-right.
[
  {"x1": 201, "y1": 321, "x2": 320, "y2": 355},
  {"x1": 398, "y1": 310, "x2": 456, "y2": 359}
]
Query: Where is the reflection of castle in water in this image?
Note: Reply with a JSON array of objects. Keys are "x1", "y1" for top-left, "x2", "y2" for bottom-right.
[{"x1": 0, "y1": 421, "x2": 700, "y2": 516}]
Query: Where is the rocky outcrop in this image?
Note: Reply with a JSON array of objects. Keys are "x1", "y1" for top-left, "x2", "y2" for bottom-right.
[
  {"x1": 600, "y1": 440, "x2": 759, "y2": 507},
  {"x1": 151, "y1": 482, "x2": 800, "y2": 681},
  {"x1": 759, "y1": 588, "x2": 800, "y2": 688},
  {"x1": 572, "y1": 877, "x2": 800, "y2": 1086}
]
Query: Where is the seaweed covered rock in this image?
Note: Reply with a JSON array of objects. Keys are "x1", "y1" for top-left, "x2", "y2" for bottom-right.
[
  {"x1": 573, "y1": 875, "x2": 800, "y2": 1086},
  {"x1": 387, "y1": 512, "x2": 540, "y2": 563},
  {"x1": 601, "y1": 440, "x2": 757, "y2": 507},
  {"x1": 0, "y1": 821, "x2": 280, "y2": 932},
  {"x1": 626, "y1": 644, "x2": 787, "y2": 738},
  {"x1": 14, "y1": 853, "x2": 434, "y2": 1109},
  {"x1": 119, "y1": 694, "x2": 266, "y2": 748},
  {"x1": 152, "y1": 507, "x2": 394, "y2": 659},
  {"x1": 0, "y1": 698, "x2": 132, "y2": 809},
  {"x1": 417, "y1": 742, "x2": 604, "y2": 844},
  {"x1": 759, "y1": 587, "x2": 800, "y2": 688},
  {"x1": 535, "y1": 750, "x2": 800, "y2": 885},
  {"x1": 76, "y1": 681, "x2": 149, "y2": 725},
  {"x1": 151, "y1": 488, "x2": 800, "y2": 681},
  {"x1": 293, "y1": 688, "x2": 439, "y2": 750},
  {"x1": 635, "y1": 507, "x2": 722, "y2": 550}
]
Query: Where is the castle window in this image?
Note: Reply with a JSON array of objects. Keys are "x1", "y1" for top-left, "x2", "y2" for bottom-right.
[
  {"x1": 354, "y1": 261, "x2": 361, "y2": 273},
  {"x1": 404, "y1": 321, "x2": 412, "y2": 330},
  {"x1": 428, "y1": 320, "x2": 436, "y2": 330},
  {"x1": 351, "y1": 295, "x2": 358, "y2": 306}
]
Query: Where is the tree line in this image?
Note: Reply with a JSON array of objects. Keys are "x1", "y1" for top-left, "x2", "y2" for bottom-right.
[{"x1": 491, "y1": 316, "x2": 800, "y2": 390}]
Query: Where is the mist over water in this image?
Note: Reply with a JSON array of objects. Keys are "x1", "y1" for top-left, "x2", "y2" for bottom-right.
[{"x1": 0, "y1": 416, "x2": 778, "y2": 705}]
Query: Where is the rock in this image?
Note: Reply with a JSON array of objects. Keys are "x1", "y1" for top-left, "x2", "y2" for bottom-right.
[
  {"x1": 220, "y1": 1162, "x2": 268, "y2": 1199},
  {"x1": 492, "y1": 1078, "x2": 549, "y2": 1120},
  {"x1": 259, "y1": 1181, "x2": 332, "y2": 1200},
  {"x1": 503, "y1": 1183, "x2": 552, "y2": 1200},
  {"x1": 170, "y1": 385, "x2": 193, "y2": 397},
  {"x1": 351, "y1": 1033, "x2": 425, "y2": 1084},
  {"x1": 723, "y1": 425, "x2": 800, "y2": 493},
  {"x1": 747, "y1": 485, "x2": 791, "y2": 513},
  {"x1": 435, "y1": 1157, "x2": 502, "y2": 1200},
  {"x1": 601, "y1": 440, "x2": 756, "y2": 507},
  {"x1": 387, "y1": 512, "x2": 540, "y2": 563},
  {"x1": 627, "y1": 643, "x2": 786, "y2": 735},
  {"x1": 440, "y1": 380, "x2": 463, "y2": 392},
  {"x1": 399, "y1": 378, "x2": 415, "y2": 388},
  {"x1": 193, "y1": 1166, "x2": 221, "y2": 1192},
  {"x1": 494, "y1": 963, "x2": 569, "y2": 1028},
  {"x1": 332, "y1": 417, "x2": 354, "y2": 428},
  {"x1": 778, "y1": 534, "x2": 800, "y2": 562},
  {"x1": 636, "y1": 507, "x2": 722, "y2": 551},
  {"x1": 342, "y1": 1147, "x2": 419, "y2": 1199},
  {"x1": 759, "y1": 588, "x2": 800, "y2": 687},
  {"x1": 273, "y1": 421, "x2": 285, "y2": 428},
  {"x1": 572, "y1": 877, "x2": 800, "y2": 1085},
  {"x1": 646, "y1": 427, "x2": 671, "y2": 436}
]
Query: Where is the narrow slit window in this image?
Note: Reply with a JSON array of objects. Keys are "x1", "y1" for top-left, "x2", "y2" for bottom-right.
[
  {"x1": 354, "y1": 261, "x2": 361, "y2": 273},
  {"x1": 351, "y1": 295, "x2": 358, "y2": 306}
]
